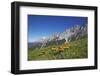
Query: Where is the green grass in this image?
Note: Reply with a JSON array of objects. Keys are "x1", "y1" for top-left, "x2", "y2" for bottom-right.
[{"x1": 28, "y1": 37, "x2": 88, "y2": 61}]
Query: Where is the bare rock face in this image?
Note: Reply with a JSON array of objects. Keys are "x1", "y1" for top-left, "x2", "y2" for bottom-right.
[{"x1": 50, "y1": 24, "x2": 87, "y2": 43}]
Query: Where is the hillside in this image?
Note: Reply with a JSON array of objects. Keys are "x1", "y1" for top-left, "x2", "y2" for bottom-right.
[{"x1": 28, "y1": 37, "x2": 88, "y2": 60}]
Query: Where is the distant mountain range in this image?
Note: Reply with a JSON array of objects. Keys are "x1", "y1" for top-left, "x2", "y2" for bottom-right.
[{"x1": 29, "y1": 24, "x2": 87, "y2": 48}]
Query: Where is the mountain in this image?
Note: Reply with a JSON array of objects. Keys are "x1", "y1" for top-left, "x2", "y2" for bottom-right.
[
  {"x1": 46, "y1": 24, "x2": 87, "y2": 43},
  {"x1": 28, "y1": 42, "x2": 42, "y2": 48},
  {"x1": 28, "y1": 24, "x2": 87, "y2": 48},
  {"x1": 59, "y1": 24, "x2": 87, "y2": 42}
]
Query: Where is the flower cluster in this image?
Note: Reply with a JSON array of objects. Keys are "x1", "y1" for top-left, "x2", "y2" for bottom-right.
[{"x1": 51, "y1": 43, "x2": 71, "y2": 52}]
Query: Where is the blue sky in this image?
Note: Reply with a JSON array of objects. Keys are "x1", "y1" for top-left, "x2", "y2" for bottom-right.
[{"x1": 28, "y1": 15, "x2": 87, "y2": 42}]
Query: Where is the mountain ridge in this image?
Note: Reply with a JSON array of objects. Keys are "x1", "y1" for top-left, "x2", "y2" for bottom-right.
[{"x1": 29, "y1": 24, "x2": 87, "y2": 48}]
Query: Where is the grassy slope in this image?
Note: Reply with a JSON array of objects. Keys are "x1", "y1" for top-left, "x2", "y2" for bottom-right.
[{"x1": 28, "y1": 37, "x2": 88, "y2": 61}]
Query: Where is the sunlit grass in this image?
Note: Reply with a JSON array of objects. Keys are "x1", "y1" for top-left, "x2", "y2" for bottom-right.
[{"x1": 28, "y1": 37, "x2": 88, "y2": 61}]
